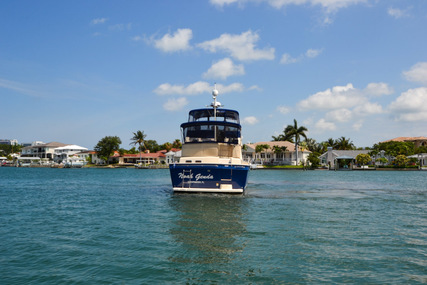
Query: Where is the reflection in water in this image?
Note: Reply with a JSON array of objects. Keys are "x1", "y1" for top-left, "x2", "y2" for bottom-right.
[{"x1": 168, "y1": 194, "x2": 247, "y2": 266}]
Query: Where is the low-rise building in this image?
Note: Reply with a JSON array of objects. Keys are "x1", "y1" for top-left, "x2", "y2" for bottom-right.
[
  {"x1": 319, "y1": 148, "x2": 371, "y2": 169},
  {"x1": 243, "y1": 141, "x2": 310, "y2": 166},
  {"x1": 53, "y1": 145, "x2": 89, "y2": 163},
  {"x1": 165, "y1": 149, "x2": 181, "y2": 164},
  {"x1": 118, "y1": 151, "x2": 166, "y2": 165}
]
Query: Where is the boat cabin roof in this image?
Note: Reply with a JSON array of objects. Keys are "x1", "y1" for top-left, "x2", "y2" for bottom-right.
[{"x1": 188, "y1": 108, "x2": 240, "y2": 124}]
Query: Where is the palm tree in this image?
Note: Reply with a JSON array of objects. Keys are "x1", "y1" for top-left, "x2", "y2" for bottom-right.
[
  {"x1": 130, "y1": 130, "x2": 147, "y2": 165},
  {"x1": 335, "y1": 136, "x2": 355, "y2": 150},
  {"x1": 284, "y1": 119, "x2": 308, "y2": 165},
  {"x1": 326, "y1": 138, "x2": 336, "y2": 148},
  {"x1": 172, "y1": 139, "x2": 182, "y2": 149}
]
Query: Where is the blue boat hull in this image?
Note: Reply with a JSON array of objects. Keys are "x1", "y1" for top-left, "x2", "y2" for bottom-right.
[{"x1": 169, "y1": 163, "x2": 250, "y2": 193}]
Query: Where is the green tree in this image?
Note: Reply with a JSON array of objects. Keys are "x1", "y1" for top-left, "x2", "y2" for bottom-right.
[
  {"x1": 335, "y1": 136, "x2": 355, "y2": 150},
  {"x1": 94, "y1": 136, "x2": 122, "y2": 164},
  {"x1": 375, "y1": 141, "x2": 414, "y2": 157},
  {"x1": 172, "y1": 139, "x2": 182, "y2": 149},
  {"x1": 356, "y1": 153, "x2": 371, "y2": 166},
  {"x1": 255, "y1": 144, "x2": 269, "y2": 153},
  {"x1": 0, "y1": 144, "x2": 22, "y2": 156},
  {"x1": 144, "y1": 140, "x2": 160, "y2": 153},
  {"x1": 255, "y1": 144, "x2": 269, "y2": 163},
  {"x1": 307, "y1": 152, "x2": 320, "y2": 169},
  {"x1": 283, "y1": 119, "x2": 308, "y2": 165},
  {"x1": 394, "y1": 155, "x2": 409, "y2": 167},
  {"x1": 272, "y1": 145, "x2": 287, "y2": 155},
  {"x1": 377, "y1": 157, "x2": 388, "y2": 166},
  {"x1": 128, "y1": 147, "x2": 139, "y2": 154},
  {"x1": 305, "y1": 138, "x2": 318, "y2": 152},
  {"x1": 326, "y1": 138, "x2": 336, "y2": 148},
  {"x1": 272, "y1": 134, "x2": 285, "y2": 141},
  {"x1": 130, "y1": 130, "x2": 147, "y2": 164},
  {"x1": 161, "y1": 142, "x2": 173, "y2": 151}
]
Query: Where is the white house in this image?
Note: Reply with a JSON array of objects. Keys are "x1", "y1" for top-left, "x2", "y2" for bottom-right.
[
  {"x1": 21, "y1": 142, "x2": 69, "y2": 160},
  {"x1": 165, "y1": 150, "x2": 181, "y2": 164},
  {"x1": 243, "y1": 141, "x2": 310, "y2": 166},
  {"x1": 53, "y1": 145, "x2": 89, "y2": 163},
  {"x1": 319, "y1": 147, "x2": 371, "y2": 169},
  {"x1": 408, "y1": 153, "x2": 427, "y2": 169}
]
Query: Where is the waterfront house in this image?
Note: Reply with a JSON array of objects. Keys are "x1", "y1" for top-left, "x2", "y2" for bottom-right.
[
  {"x1": 53, "y1": 145, "x2": 88, "y2": 163},
  {"x1": 90, "y1": 152, "x2": 107, "y2": 165},
  {"x1": 74, "y1": 150, "x2": 96, "y2": 164},
  {"x1": 21, "y1": 142, "x2": 69, "y2": 160},
  {"x1": 165, "y1": 149, "x2": 181, "y2": 164},
  {"x1": 319, "y1": 147, "x2": 371, "y2": 170},
  {"x1": 118, "y1": 151, "x2": 167, "y2": 165},
  {"x1": 408, "y1": 153, "x2": 427, "y2": 169},
  {"x1": 243, "y1": 141, "x2": 310, "y2": 166}
]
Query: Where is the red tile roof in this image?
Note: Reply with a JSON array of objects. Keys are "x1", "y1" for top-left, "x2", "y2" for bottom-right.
[
  {"x1": 122, "y1": 152, "x2": 166, "y2": 158},
  {"x1": 382, "y1": 136, "x2": 427, "y2": 143}
]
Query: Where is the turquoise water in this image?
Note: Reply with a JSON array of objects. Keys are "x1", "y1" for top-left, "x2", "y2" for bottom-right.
[{"x1": 0, "y1": 168, "x2": 426, "y2": 284}]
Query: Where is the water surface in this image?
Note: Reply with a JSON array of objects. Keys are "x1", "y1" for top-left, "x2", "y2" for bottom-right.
[{"x1": 1, "y1": 168, "x2": 426, "y2": 284}]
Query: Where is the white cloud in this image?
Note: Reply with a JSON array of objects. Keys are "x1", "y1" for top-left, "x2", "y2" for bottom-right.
[
  {"x1": 248, "y1": 85, "x2": 262, "y2": 91},
  {"x1": 280, "y1": 48, "x2": 322, "y2": 64},
  {"x1": 325, "y1": 108, "x2": 352, "y2": 122},
  {"x1": 91, "y1": 18, "x2": 108, "y2": 25},
  {"x1": 154, "y1": 81, "x2": 245, "y2": 96},
  {"x1": 109, "y1": 23, "x2": 132, "y2": 31},
  {"x1": 315, "y1": 119, "x2": 336, "y2": 131},
  {"x1": 197, "y1": 30, "x2": 275, "y2": 61},
  {"x1": 210, "y1": 0, "x2": 367, "y2": 14},
  {"x1": 163, "y1": 97, "x2": 189, "y2": 111},
  {"x1": 153, "y1": 28, "x2": 193, "y2": 53},
  {"x1": 132, "y1": 35, "x2": 143, "y2": 41},
  {"x1": 218, "y1": 83, "x2": 245, "y2": 93},
  {"x1": 277, "y1": 105, "x2": 291, "y2": 114},
  {"x1": 297, "y1": 83, "x2": 387, "y2": 135},
  {"x1": 305, "y1": 48, "x2": 322, "y2": 58},
  {"x1": 202, "y1": 58, "x2": 245, "y2": 80},
  {"x1": 388, "y1": 7, "x2": 410, "y2": 19},
  {"x1": 280, "y1": 53, "x2": 299, "y2": 64},
  {"x1": 353, "y1": 102, "x2": 383, "y2": 116},
  {"x1": 403, "y1": 62, "x2": 427, "y2": 85},
  {"x1": 352, "y1": 120, "x2": 363, "y2": 131},
  {"x1": 210, "y1": 0, "x2": 238, "y2": 6},
  {"x1": 266, "y1": 0, "x2": 367, "y2": 12},
  {"x1": 388, "y1": 87, "x2": 427, "y2": 121},
  {"x1": 298, "y1": 83, "x2": 364, "y2": 110},
  {"x1": 242, "y1": 116, "x2": 259, "y2": 125},
  {"x1": 364, "y1": 82, "x2": 393, "y2": 96},
  {"x1": 154, "y1": 81, "x2": 211, "y2": 95}
]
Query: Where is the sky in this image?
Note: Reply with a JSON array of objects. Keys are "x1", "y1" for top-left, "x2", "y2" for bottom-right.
[{"x1": 1, "y1": 0, "x2": 427, "y2": 149}]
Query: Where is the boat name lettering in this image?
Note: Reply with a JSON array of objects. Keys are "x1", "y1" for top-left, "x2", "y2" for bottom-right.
[
  {"x1": 178, "y1": 173, "x2": 193, "y2": 179},
  {"x1": 178, "y1": 172, "x2": 214, "y2": 181},
  {"x1": 195, "y1": 174, "x2": 214, "y2": 181}
]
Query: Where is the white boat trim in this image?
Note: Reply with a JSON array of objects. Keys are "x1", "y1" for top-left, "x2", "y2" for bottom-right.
[{"x1": 173, "y1": 187, "x2": 244, "y2": 194}]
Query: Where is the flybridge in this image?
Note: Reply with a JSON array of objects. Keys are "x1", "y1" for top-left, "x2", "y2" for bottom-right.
[{"x1": 187, "y1": 108, "x2": 240, "y2": 124}]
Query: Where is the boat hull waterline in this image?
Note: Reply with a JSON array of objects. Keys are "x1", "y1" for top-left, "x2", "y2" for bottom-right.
[{"x1": 170, "y1": 163, "x2": 249, "y2": 193}]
